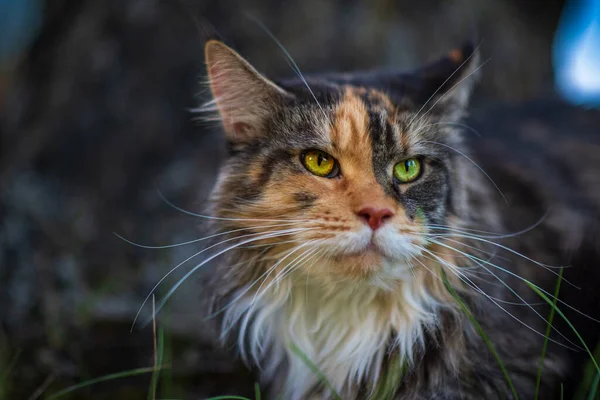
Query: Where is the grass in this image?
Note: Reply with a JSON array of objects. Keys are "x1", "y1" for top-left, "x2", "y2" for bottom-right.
[
  {"x1": 441, "y1": 269, "x2": 519, "y2": 399},
  {"x1": 370, "y1": 352, "x2": 407, "y2": 399},
  {"x1": 33, "y1": 265, "x2": 600, "y2": 399},
  {"x1": 0, "y1": 348, "x2": 21, "y2": 399},
  {"x1": 46, "y1": 296, "x2": 169, "y2": 400},
  {"x1": 524, "y1": 282, "x2": 600, "y2": 376},
  {"x1": 290, "y1": 343, "x2": 343, "y2": 400},
  {"x1": 575, "y1": 342, "x2": 600, "y2": 400},
  {"x1": 46, "y1": 367, "x2": 164, "y2": 400},
  {"x1": 148, "y1": 295, "x2": 164, "y2": 400},
  {"x1": 534, "y1": 267, "x2": 564, "y2": 400}
]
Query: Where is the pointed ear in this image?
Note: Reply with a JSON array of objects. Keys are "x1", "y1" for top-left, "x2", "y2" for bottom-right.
[
  {"x1": 204, "y1": 40, "x2": 292, "y2": 143},
  {"x1": 414, "y1": 43, "x2": 480, "y2": 117}
]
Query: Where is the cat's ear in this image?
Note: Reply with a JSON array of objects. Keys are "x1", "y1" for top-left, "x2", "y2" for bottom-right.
[
  {"x1": 412, "y1": 43, "x2": 480, "y2": 118},
  {"x1": 204, "y1": 40, "x2": 292, "y2": 143}
]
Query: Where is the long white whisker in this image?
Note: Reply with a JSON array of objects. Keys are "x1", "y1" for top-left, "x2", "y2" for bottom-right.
[
  {"x1": 427, "y1": 237, "x2": 507, "y2": 264},
  {"x1": 247, "y1": 15, "x2": 330, "y2": 123},
  {"x1": 408, "y1": 45, "x2": 482, "y2": 126},
  {"x1": 237, "y1": 246, "x2": 321, "y2": 363},
  {"x1": 156, "y1": 188, "x2": 309, "y2": 223},
  {"x1": 411, "y1": 121, "x2": 482, "y2": 137},
  {"x1": 418, "y1": 246, "x2": 579, "y2": 350},
  {"x1": 427, "y1": 240, "x2": 599, "y2": 323},
  {"x1": 426, "y1": 211, "x2": 549, "y2": 239},
  {"x1": 411, "y1": 58, "x2": 489, "y2": 127},
  {"x1": 250, "y1": 241, "x2": 319, "y2": 307},
  {"x1": 132, "y1": 227, "x2": 313, "y2": 330},
  {"x1": 115, "y1": 222, "x2": 306, "y2": 250},
  {"x1": 423, "y1": 140, "x2": 507, "y2": 204},
  {"x1": 439, "y1": 232, "x2": 576, "y2": 284},
  {"x1": 426, "y1": 240, "x2": 580, "y2": 348},
  {"x1": 418, "y1": 249, "x2": 516, "y2": 304},
  {"x1": 153, "y1": 229, "x2": 314, "y2": 319},
  {"x1": 206, "y1": 245, "x2": 310, "y2": 321}
]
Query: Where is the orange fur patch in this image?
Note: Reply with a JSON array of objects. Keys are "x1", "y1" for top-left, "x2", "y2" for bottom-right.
[{"x1": 448, "y1": 48, "x2": 464, "y2": 63}]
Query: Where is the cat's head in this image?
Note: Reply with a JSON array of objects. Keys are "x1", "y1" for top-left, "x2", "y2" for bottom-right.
[{"x1": 203, "y1": 40, "x2": 480, "y2": 285}]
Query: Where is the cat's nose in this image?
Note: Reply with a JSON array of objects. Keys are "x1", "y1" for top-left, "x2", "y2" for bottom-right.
[{"x1": 356, "y1": 207, "x2": 395, "y2": 231}]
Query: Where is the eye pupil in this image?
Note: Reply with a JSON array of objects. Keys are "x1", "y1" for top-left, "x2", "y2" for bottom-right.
[
  {"x1": 301, "y1": 150, "x2": 338, "y2": 178},
  {"x1": 393, "y1": 158, "x2": 422, "y2": 183}
]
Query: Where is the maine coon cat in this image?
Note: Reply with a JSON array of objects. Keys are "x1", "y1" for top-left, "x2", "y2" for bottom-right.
[{"x1": 197, "y1": 39, "x2": 600, "y2": 399}]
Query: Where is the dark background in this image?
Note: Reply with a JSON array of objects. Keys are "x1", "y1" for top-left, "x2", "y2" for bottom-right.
[{"x1": 0, "y1": 0, "x2": 574, "y2": 398}]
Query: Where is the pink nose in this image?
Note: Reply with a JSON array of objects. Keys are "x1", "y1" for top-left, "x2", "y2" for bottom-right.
[{"x1": 356, "y1": 207, "x2": 395, "y2": 231}]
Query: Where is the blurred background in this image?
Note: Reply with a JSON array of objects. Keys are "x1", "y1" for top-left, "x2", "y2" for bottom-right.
[{"x1": 0, "y1": 0, "x2": 598, "y2": 398}]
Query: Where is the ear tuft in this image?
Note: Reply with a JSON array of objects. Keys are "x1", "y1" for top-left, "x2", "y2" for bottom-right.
[
  {"x1": 203, "y1": 40, "x2": 291, "y2": 143},
  {"x1": 416, "y1": 42, "x2": 481, "y2": 116}
]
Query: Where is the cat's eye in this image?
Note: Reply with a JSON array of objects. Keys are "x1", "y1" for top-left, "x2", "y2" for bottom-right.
[
  {"x1": 301, "y1": 150, "x2": 338, "y2": 178},
  {"x1": 393, "y1": 158, "x2": 422, "y2": 183}
]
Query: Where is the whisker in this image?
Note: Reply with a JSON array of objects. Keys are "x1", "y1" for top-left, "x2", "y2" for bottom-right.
[
  {"x1": 115, "y1": 222, "x2": 306, "y2": 250},
  {"x1": 418, "y1": 249, "x2": 510, "y2": 302},
  {"x1": 132, "y1": 227, "x2": 313, "y2": 330},
  {"x1": 156, "y1": 187, "x2": 310, "y2": 223},
  {"x1": 237, "y1": 246, "x2": 322, "y2": 362},
  {"x1": 411, "y1": 121, "x2": 482, "y2": 138},
  {"x1": 418, "y1": 246, "x2": 579, "y2": 350},
  {"x1": 206, "y1": 245, "x2": 307, "y2": 321},
  {"x1": 427, "y1": 237, "x2": 507, "y2": 264},
  {"x1": 250, "y1": 241, "x2": 320, "y2": 307},
  {"x1": 426, "y1": 240, "x2": 599, "y2": 323},
  {"x1": 437, "y1": 233, "x2": 576, "y2": 285},
  {"x1": 411, "y1": 57, "x2": 490, "y2": 128},
  {"x1": 304, "y1": 248, "x2": 325, "y2": 303},
  {"x1": 408, "y1": 44, "x2": 483, "y2": 126},
  {"x1": 423, "y1": 140, "x2": 507, "y2": 204},
  {"x1": 154, "y1": 228, "x2": 316, "y2": 318},
  {"x1": 426, "y1": 241, "x2": 580, "y2": 347},
  {"x1": 426, "y1": 211, "x2": 549, "y2": 239},
  {"x1": 247, "y1": 15, "x2": 330, "y2": 124}
]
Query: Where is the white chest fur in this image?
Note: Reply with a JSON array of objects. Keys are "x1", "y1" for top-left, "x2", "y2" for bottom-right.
[{"x1": 223, "y1": 272, "x2": 443, "y2": 399}]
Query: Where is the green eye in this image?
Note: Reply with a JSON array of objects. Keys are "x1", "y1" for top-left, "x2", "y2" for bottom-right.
[
  {"x1": 393, "y1": 158, "x2": 422, "y2": 183},
  {"x1": 301, "y1": 150, "x2": 338, "y2": 177}
]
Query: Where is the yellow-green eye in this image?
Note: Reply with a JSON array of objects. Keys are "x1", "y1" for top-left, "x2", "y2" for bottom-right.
[
  {"x1": 393, "y1": 158, "x2": 422, "y2": 183},
  {"x1": 301, "y1": 150, "x2": 337, "y2": 177}
]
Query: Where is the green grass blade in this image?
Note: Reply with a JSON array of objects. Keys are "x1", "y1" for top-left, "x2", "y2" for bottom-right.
[
  {"x1": 370, "y1": 352, "x2": 406, "y2": 399},
  {"x1": 47, "y1": 366, "x2": 163, "y2": 400},
  {"x1": 0, "y1": 348, "x2": 21, "y2": 398},
  {"x1": 534, "y1": 267, "x2": 563, "y2": 400},
  {"x1": 587, "y1": 372, "x2": 600, "y2": 400},
  {"x1": 579, "y1": 341, "x2": 600, "y2": 400},
  {"x1": 524, "y1": 281, "x2": 600, "y2": 375},
  {"x1": 254, "y1": 382, "x2": 261, "y2": 400},
  {"x1": 441, "y1": 270, "x2": 519, "y2": 400},
  {"x1": 290, "y1": 343, "x2": 343, "y2": 400},
  {"x1": 148, "y1": 327, "x2": 164, "y2": 400}
]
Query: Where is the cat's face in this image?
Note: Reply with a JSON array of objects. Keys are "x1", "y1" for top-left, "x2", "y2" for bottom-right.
[{"x1": 204, "y1": 40, "x2": 478, "y2": 284}]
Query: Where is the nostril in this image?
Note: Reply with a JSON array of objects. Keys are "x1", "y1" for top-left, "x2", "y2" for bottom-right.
[
  {"x1": 356, "y1": 207, "x2": 395, "y2": 231},
  {"x1": 381, "y1": 213, "x2": 393, "y2": 222},
  {"x1": 357, "y1": 210, "x2": 372, "y2": 222}
]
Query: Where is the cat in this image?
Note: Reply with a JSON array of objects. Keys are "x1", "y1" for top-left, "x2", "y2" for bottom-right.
[{"x1": 198, "y1": 39, "x2": 600, "y2": 399}]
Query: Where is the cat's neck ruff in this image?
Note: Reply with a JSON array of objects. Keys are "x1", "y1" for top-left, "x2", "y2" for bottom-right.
[{"x1": 223, "y1": 258, "x2": 450, "y2": 399}]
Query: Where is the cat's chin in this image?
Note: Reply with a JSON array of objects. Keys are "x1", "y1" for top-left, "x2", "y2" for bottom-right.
[{"x1": 327, "y1": 245, "x2": 393, "y2": 280}]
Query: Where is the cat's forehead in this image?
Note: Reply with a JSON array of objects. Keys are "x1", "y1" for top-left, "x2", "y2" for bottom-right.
[
  {"x1": 330, "y1": 86, "x2": 398, "y2": 152},
  {"x1": 275, "y1": 83, "x2": 410, "y2": 157}
]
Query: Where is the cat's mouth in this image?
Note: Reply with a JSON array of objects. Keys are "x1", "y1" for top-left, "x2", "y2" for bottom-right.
[{"x1": 335, "y1": 238, "x2": 385, "y2": 261}]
